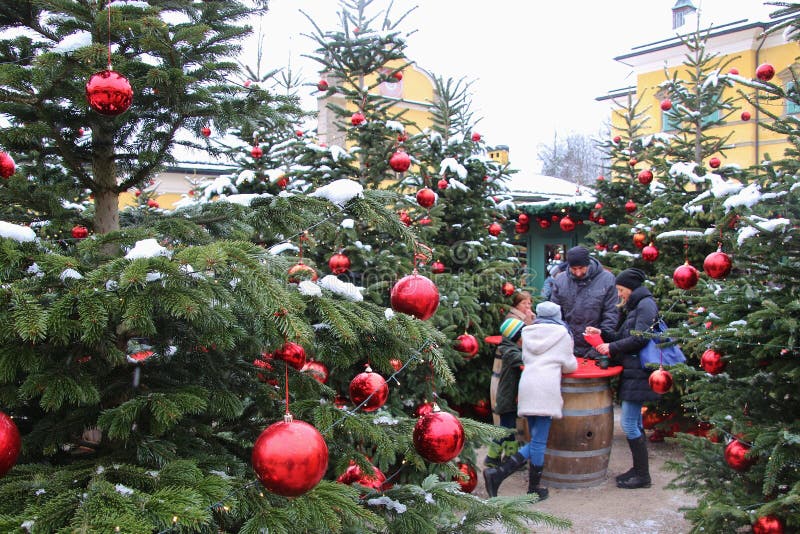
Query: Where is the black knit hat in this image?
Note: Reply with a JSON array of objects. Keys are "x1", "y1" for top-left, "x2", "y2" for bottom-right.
[
  {"x1": 615, "y1": 268, "x2": 647, "y2": 290},
  {"x1": 566, "y1": 246, "x2": 590, "y2": 267}
]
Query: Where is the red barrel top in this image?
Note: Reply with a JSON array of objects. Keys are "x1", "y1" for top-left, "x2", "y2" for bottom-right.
[{"x1": 563, "y1": 357, "x2": 623, "y2": 379}]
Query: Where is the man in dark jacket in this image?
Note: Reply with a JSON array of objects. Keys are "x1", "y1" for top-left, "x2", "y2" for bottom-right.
[{"x1": 550, "y1": 246, "x2": 618, "y2": 358}]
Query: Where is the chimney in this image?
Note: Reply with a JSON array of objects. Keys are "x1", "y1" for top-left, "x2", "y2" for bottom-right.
[{"x1": 672, "y1": 0, "x2": 697, "y2": 30}]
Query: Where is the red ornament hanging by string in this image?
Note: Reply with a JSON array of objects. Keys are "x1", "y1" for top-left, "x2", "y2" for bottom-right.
[
  {"x1": 302, "y1": 360, "x2": 329, "y2": 384},
  {"x1": 201, "y1": 126, "x2": 211, "y2": 137},
  {"x1": 756, "y1": 63, "x2": 775, "y2": 82},
  {"x1": 488, "y1": 222, "x2": 502, "y2": 236},
  {"x1": 316, "y1": 79, "x2": 329, "y2": 91},
  {"x1": 660, "y1": 98, "x2": 672, "y2": 111},
  {"x1": 336, "y1": 460, "x2": 387, "y2": 491},
  {"x1": 252, "y1": 416, "x2": 328, "y2": 497},
  {"x1": 413, "y1": 406, "x2": 465, "y2": 463},
  {"x1": 350, "y1": 111, "x2": 366, "y2": 125},
  {"x1": 328, "y1": 252, "x2": 351, "y2": 275},
  {"x1": 390, "y1": 273, "x2": 439, "y2": 320},
  {"x1": 349, "y1": 366, "x2": 389, "y2": 412},
  {"x1": 752, "y1": 515, "x2": 785, "y2": 534},
  {"x1": 274, "y1": 341, "x2": 307, "y2": 370},
  {"x1": 398, "y1": 210, "x2": 412, "y2": 226},
  {"x1": 501, "y1": 282, "x2": 515, "y2": 296},
  {"x1": 418, "y1": 216, "x2": 432, "y2": 226},
  {"x1": 437, "y1": 178, "x2": 449, "y2": 189},
  {"x1": 642, "y1": 243, "x2": 659, "y2": 262},
  {"x1": 638, "y1": 169, "x2": 653, "y2": 185},
  {"x1": 625, "y1": 199, "x2": 637, "y2": 213},
  {"x1": 455, "y1": 334, "x2": 479, "y2": 358},
  {"x1": 724, "y1": 439, "x2": 754, "y2": 471},
  {"x1": 538, "y1": 218, "x2": 551, "y2": 229},
  {"x1": 431, "y1": 260, "x2": 445, "y2": 274},
  {"x1": 251, "y1": 145, "x2": 263, "y2": 159},
  {"x1": 741, "y1": 110, "x2": 751, "y2": 121},
  {"x1": 708, "y1": 157, "x2": 721, "y2": 169},
  {"x1": 700, "y1": 349, "x2": 725, "y2": 374},
  {"x1": 416, "y1": 187, "x2": 436, "y2": 208},
  {"x1": 85, "y1": 70, "x2": 133, "y2": 116},
  {"x1": 472, "y1": 399, "x2": 491, "y2": 418},
  {"x1": 453, "y1": 462, "x2": 478, "y2": 493},
  {"x1": 71, "y1": 225, "x2": 89, "y2": 239},
  {"x1": 471, "y1": 132, "x2": 481, "y2": 142},
  {"x1": 389, "y1": 150, "x2": 411, "y2": 172},
  {"x1": 703, "y1": 248, "x2": 732, "y2": 279},
  {"x1": 648, "y1": 367, "x2": 673, "y2": 394},
  {"x1": 518, "y1": 213, "x2": 529, "y2": 224},
  {"x1": 288, "y1": 261, "x2": 318, "y2": 283},
  {"x1": 673, "y1": 262, "x2": 699, "y2": 290},
  {"x1": 633, "y1": 231, "x2": 647, "y2": 249},
  {"x1": 515, "y1": 221, "x2": 529, "y2": 234},
  {"x1": 559, "y1": 215, "x2": 575, "y2": 232},
  {"x1": 0, "y1": 152, "x2": 16, "y2": 178},
  {"x1": 0, "y1": 411, "x2": 21, "y2": 477}
]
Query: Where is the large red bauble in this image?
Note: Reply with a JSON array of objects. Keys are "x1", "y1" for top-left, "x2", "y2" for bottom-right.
[
  {"x1": 752, "y1": 515, "x2": 785, "y2": 534},
  {"x1": 453, "y1": 462, "x2": 478, "y2": 493},
  {"x1": 638, "y1": 169, "x2": 653, "y2": 185},
  {"x1": 336, "y1": 461, "x2": 387, "y2": 491},
  {"x1": 71, "y1": 225, "x2": 89, "y2": 239},
  {"x1": 673, "y1": 263, "x2": 699, "y2": 290},
  {"x1": 349, "y1": 368, "x2": 389, "y2": 412},
  {"x1": 251, "y1": 145, "x2": 263, "y2": 159},
  {"x1": 455, "y1": 334, "x2": 479, "y2": 358},
  {"x1": 488, "y1": 222, "x2": 503, "y2": 236},
  {"x1": 85, "y1": 70, "x2": 133, "y2": 116},
  {"x1": 724, "y1": 439, "x2": 754, "y2": 471},
  {"x1": 431, "y1": 260, "x2": 445, "y2": 274},
  {"x1": 389, "y1": 150, "x2": 411, "y2": 172},
  {"x1": 518, "y1": 213, "x2": 529, "y2": 224},
  {"x1": 390, "y1": 273, "x2": 439, "y2": 320},
  {"x1": 501, "y1": 283, "x2": 515, "y2": 297},
  {"x1": 252, "y1": 417, "x2": 328, "y2": 497},
  {"x1": 648, "y1": 367, "x2": 673, "y2": 394},
  {"x1": 317, "y1": 79, "x2": 329, "y2": 91},
  {"x1": 274, "y1": 341, "x2": 307, "y2": 370},
  {"x1": 471, "y1": 132, "x2": 481, "y2": 142},
  {"x1": 201, "y1": 126, "x2": 211, "y2": 138},
  {"x1": 625, "y1": 199, "x2": 637, "y2": 213},
  {"x1": 416, "y1": 187, "x2": 436, "y2": 208},
  {"x1": 708, "y1": 157, "x2": 721, "y2": 169},
  {"x1": 328, "y1": 252, "x2": 351, "y2": 275},
  {"x1": 756, "y1": 63, "x2": 775, "y2": 82},
  {"x1": 0, "y1": 152, "x2": 16, "y2": 178},
  {"x1": 700, "y1": 349, "x2": 725, "y2": 374},
  {"x1": 288, "y1": 261, "x2": 318, "y2": 283},
  {"x1": 559, "y1": 216, "x2": 575, "y2": 232},
  {"x1": 0, "y1": 411, "x2": 21, "y2": 476},
  {"x1": 413, "y1": 409, "x2": 465, "y2": 463},
  {"x1": 703, "y1": 249, "x2": 732, "y2": 279},
  {"x1": 741, "y1": 110, "x2": 751, "y2": 121},
  {"x1": 302, "y1": 360, "x2": 329, "y2": 384},
  {"x1": 350, "y1": 111, "x2": 365, "y2": 125},
  {"x1": 660, "y1": 98, "x2": 672, "y2": 111},
  {"x1": 642, "y1": 243, "x2": 659, "y2": 262}
]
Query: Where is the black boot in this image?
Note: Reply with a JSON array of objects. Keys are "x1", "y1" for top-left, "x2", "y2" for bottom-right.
[
  {"x1": 617, "y1": 435, "x2": 651, "y2": 489},
  {"x1": 615, "y1": 467, "x2": 636, "y2": 484},
  {"x1": 483, "y1": 452, "x2": 525, "y2": 497},
  {"x1": 527, "y1": 464, "x2": 549, "y2": 501}
]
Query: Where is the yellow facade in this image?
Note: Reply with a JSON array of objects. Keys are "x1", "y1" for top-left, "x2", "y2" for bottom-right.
[{"x1": 602, "y1": 18, "x2": 800, "y2": 168}]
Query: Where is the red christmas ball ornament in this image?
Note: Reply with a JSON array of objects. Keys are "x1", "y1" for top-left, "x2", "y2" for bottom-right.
[
  {"x1": 703, "y1": 248, "x2": 732, "y2": 279},
  {"x1": 559, "y1": 215, "x2": 576, "y2": 232},
  {"x1": 413, "y1": 407, "x2": 465, "y2": 463},
  {"x1": 274, "y1": 341, "x2": 307, "y2": 370},
  {"x1": 611, "y1": 243, "x2": 620, "y2": 252},
  {"x1": 389, "y1": 149, "x2": 411, "y2": 172},
  {"x1": 71, "y1": 225, "x2": 89, "y2": 239},
  {"x1": 741, "y1": 110, "x2": 751, "y2": 121},
  {"x1": 471, "y1": 132, "x2": 481, "y2": 142},
  {"x1": 648, "y1": 367, "x2": 673, "y2": 394},
  {"x1": 251, "y1": 145, "x2": 263, "y2": 159},
  {"x1": 336, "y1": 461, "x2": 387, "y2": 491},
  {"x1": 724, "y1": 439, "x2": 754, "y2": 471},
  {"x1": 488, "y1": 222, "x2": 503, "y2": 236},
  {"x1": 624, "y1": 199, "x2": 638, "y2": 213},
  {"x1": 328, "y1": 252, "x2": 351, "y2": 275},
  {"x1": 597, "y1": 175, "x2": 605, "y2": 181},
  {"x1": 390, "y1": 358, "x2": 403, "y2": 372},
  {"x1": 729, "y1": 67, "x2": 739, "y2": 75},
  {"x1": 501, "y1": 281, "x2": 515, "y2": 296},
  {"x1": 539, "y1": 218, "x2": 551, "y2": 229},
  {"x1": 349, "y1": 366, "x2": 389, "y2": 412},
  {"x1": 756, "y1": 63, "x2": 775, "y2": 82},
  {"x1": 613, "y1": 136, "x2": 621, "y2": 144},
  {"x1": 418, "y1": 216, "x2": 432, "y2": 226},
  {"x1": 455, "y1": 334, "x2": 479, "y2": 358},
  {"x1": 472, "y1": 399, "x2": 491, "y2": 418},
  {"x1": 85, "y1": 70, "x2": 133, "y2": 116},
  {"x1": 415, "y1": 402, "x2": 435, "y2": 418},
  {"x1": 398, "y1": 210, "x2": 412, "y2": 226},
  {"x1": 302, "y1": 360, "x2": 329, "y2": 384},
  {"x1": 638, "y1": 169, "x2": 653, "y2": 185},
  {"x1": 295, "y1": 130, "x2": 304, "y2": 137},
  {"x1": 453, "y1": 462, "x2": 478, "y2": 493},
  {"x1": 629, "y1": 158, "x2": 638, "y2": 167},
  {"x1": 252, "y1": 416, "x2": 328, "y2": 497},
  {"x1": 518, "y1": 213, "x2": 529, "y2": 224},
  {"x1": 350, "y1": 111, "x2": 366, "y2": 126},
  {"x1": 392, "y1": 71, "x2": 403, "y2": 81},
  {"x1": 437, "y1": 178, "x2": 449, "y2": 190},
  {"x1": 201, "y1": 126, "x2": 211, "y2": 138},
  {"x1": 633, "y1": 231, "x2": 647, "y2": 249},
  {"x1": 431, "y1": 260, "x2": 445, "y2": 274},
  {"x1": 642, "y1": 243, "x2": 659, "y2": 262},
  {"x1": 146, "y1": 199, "x2": 159, "y2": 208},
  {"x1": 288, "y1": 261, "x2": 318, "y2": 283},
  {"x1": 316, "y1": 79, "x2": 329, "y2": 91},
  {"x1": 752, "y1": 515, "x2": 785, "y2": 534},
  {"x1": 0, "y1": 152, "x2": 16, "y2": 178},
  {"x1": 700, "y1": 349, "x2": 726, "y2": 374},
  {"x1": 515, "y1": 221, "x2": 529, "y2": 234},
  {"x1": 244, "y1": 80, "x2": 252, "y2": 87},
  {"x1": 0, "y1": 411, "x2": 21, "y2": 477},
  {"x1": 673, "y1": 262, "x2": 699, "y2": 290},
  {"x1": 416, "y1": 187, "x2": 436, "y2": 208},
  {"x1": 551, "y1": 214, "x2": 559, "y2": 222},
  {"x1": 276, "y1": 176, "x2": 289, "y2": 189},
  {"x1": 660, "y1": 98, "x2": 673, "y2": 111},
  {"x1": 391, "y1": 273, "x2": 439, "y2": 320},
  {"x1": 709, "y1": 157, "x2": 721, "y2": 169}
]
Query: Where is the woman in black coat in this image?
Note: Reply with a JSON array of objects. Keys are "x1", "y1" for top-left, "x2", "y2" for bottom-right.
[{"x1": 585, "y1": 268, "x2": 660, "y2": 489}]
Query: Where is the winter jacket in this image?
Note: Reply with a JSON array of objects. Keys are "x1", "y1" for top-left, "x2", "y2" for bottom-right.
[
  {"x1": 494, "y1": 338, "x2": 523, "y2": 415},
  {"x1": 550, "y1": 257, "x2": 618, "y2": 356},
  {"x1": 517, "y1": 321, "x2": 578, "y2": 418},
  {"x1": 601, "y1": 285, "x2": 662, "y2": 403}
]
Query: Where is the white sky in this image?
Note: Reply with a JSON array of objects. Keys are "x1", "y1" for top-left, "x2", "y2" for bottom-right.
[{"x1": 247, "y1": 1, "x2": 775, "y2": 176}]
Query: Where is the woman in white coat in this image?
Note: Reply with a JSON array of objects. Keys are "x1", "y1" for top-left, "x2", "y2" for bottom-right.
[{"x1": 483, "y1": 301, "x2": 577, "y2": 500}]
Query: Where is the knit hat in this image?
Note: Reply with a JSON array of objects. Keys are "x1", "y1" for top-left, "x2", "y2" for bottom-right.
[
  {"x1": 615, "y1": 268, "x2": 647, "y2": 290},
  {"x1": 535, "y1": 301, "x2": 562, "y2": 321},
  {"x1": 499, "y1": 318, "x2": 524, "y2": 341},
  {"x1": 566, "y1": 246, "x2": 591, "y2": 267}
]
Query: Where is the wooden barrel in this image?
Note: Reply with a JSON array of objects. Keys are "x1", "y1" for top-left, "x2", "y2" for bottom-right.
[{"x1": 541, "y1": 375, "x2": 614, "y2": 488}]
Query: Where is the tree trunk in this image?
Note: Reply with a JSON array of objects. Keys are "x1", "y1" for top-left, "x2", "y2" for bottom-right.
[{"x1": 92, "y1": 125, "x2": 120, "y2": 234}]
